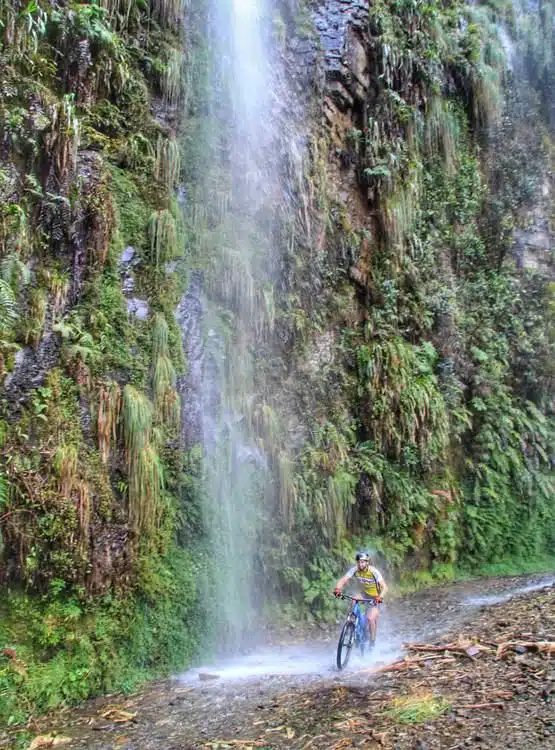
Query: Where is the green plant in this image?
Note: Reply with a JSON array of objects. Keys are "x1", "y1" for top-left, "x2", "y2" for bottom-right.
[
  {"x1": 154, "y1": 134, "x2": 180, "y2": 189},
  {"x1": 382, "y1": 692, "x2": 451, "y2": 724},
  {"x1": 97, "y1": 380, "x2": 121, "y2": 464},
  {"x1": 43, "y1": 94, "x2": 81, "y2": 184},
  {"x1": 357, "y1": 338, "x2": 448, "y2": 463},
  {"x1": 0, "y1": 204, "x2": 29, "y2": 255},
  {"x1": 120, "y1": 133, "x2": 154, "y2": 170},
  {"x1": 53, "y1": 316, "x2": 99, "y2": 365},
  {"x1": 151, "y1": 313, "x2": 180, "y2": 428},
  {"x1": 1, "y1": 253, "x2": 31, "y2": 293},
  {"x1": 50, "y1": 4, "x2": 130, "y2": 96},
  {"x1": 53, "y1": 443, "x2": 78, "y2": 497},
  {"x1": 122, "y1": 385, "x2": 163, "y2": 537},
  {"x1": 161, "y1": 47, "x2": 183, "y2": 105},
  {"x1": 0, "y1": 279, "x2": 18, "y2": 337},
  {"x1": 22, "y1": 288, "x2": 47, "y2": 347},
  {"x1": 148, "y1": 209, "x2": 179, "y2": 268}
]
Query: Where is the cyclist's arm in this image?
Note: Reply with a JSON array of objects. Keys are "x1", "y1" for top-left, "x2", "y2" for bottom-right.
[
  {"x1": 334, "y1": 566, "x2": 356, "y2": 594},
  {"x1": 375, "y1": 569, "x2": 387, "y2": 599}
]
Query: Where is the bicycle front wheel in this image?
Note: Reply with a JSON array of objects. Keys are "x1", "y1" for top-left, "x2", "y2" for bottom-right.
[{"x1": 336, "y1": 621, "x2": 355, "y2": 670}]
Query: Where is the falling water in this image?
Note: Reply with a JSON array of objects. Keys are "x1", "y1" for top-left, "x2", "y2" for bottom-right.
[{"x1": 179, "y1": 0, "x2": 287, "y2": 652}]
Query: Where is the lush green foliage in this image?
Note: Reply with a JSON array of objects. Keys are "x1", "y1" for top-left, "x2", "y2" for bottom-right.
[
  {"x1": 0, "y1": 546, "x2": 202, "y2": 728},
  {"x1": 269, "y1": 0, "x2": 554, "y2": 613},
  {"x1": 0, "y1": 0, "x2": 202, "y2": 729}
]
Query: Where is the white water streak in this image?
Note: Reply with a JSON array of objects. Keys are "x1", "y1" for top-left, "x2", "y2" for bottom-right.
[{"x1": 198, "y1": 0, "x2": 276, "y2": 652}]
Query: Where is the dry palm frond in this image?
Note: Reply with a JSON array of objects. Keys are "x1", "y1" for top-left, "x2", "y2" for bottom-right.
[{"x1": 98, "y1": 380, "x2": 121, "y2": 464}]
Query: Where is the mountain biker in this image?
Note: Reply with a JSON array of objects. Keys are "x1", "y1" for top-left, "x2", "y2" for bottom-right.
[{"x1": 333, "y1": 551, "x2": 387, "y2": 644}]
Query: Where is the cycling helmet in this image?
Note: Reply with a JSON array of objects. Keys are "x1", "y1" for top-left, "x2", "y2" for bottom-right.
[{"x1": 355, "y1": 551, "x2": 370, "y2": 562}]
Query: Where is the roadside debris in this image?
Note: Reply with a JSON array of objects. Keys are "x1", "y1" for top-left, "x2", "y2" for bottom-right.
[
  {"x1": 28, "y1": 736, "x2": 71, "y2": 749},
  {"x1": 99, "y1": 708, "x2": 137, "y2": 724},
  {"x1": 496, "y1": 640, "x2": 555, "y2": 658}
]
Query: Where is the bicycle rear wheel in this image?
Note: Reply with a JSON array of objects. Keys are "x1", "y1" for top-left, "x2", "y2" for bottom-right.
[{"x1": 336, "y1": 621, "x2": 355, "y2": 670}]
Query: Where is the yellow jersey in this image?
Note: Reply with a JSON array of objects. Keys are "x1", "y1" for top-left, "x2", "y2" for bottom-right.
[{"x1": 346, "y1": 565, "x2": 384, "y2": 598}]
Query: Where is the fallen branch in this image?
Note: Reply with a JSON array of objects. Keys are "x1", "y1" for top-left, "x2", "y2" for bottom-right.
[
  {"x1": 100, "y1": 708, "x2": 137, "y2": 723},
  {"x1": 402, "y1": 643, "x2": 457, "y2": 653},
  {"x1": 453, "y1": 702, "x2": 505, "y2": 710},
  {"x1": 302, "y1": 735, "x2": 330, "y2": 749},
  {"x1": 491, "y1": 691, "x2": 514, "y2": 700},
  {"x1": 28, "y1": 737, "x2": 71, "y2": 750},
  {"x1": 203, "y1": 741, "x2": 264, "y2": 749},
  {"x1": 361, "y1": 654, "x2": 456, "y2": 674},
  {"x1": 331, "y1": 740, "x2": 357, "y2": 749},
  {"x1": 403, "y1": 640, "x2": 494, "y2": 658},
  {"x1": 496, "y1": 641, "x2": 555, "y2": 659}
]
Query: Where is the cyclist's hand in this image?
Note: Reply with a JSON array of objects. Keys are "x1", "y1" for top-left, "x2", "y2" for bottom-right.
[
  {"x1": 375, "y1": 596, "x2": 384, "y2": 604},
  {"x1": 333, "y1": 588, "x2": 342, "y2": 598}
]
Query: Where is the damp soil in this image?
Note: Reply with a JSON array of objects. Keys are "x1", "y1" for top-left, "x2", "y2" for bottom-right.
[{"x1": 6, "y1": 573, "x2": 554, "y2": 750}]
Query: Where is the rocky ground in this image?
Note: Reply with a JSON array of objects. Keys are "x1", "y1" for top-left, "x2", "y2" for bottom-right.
[{"x1": 5, "y1": 575, "x2": 554, "y2": 750}]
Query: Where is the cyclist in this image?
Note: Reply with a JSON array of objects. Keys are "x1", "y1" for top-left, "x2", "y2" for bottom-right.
[{"x1": 333, "y1": 551, "x2": 387, "y2": 644}]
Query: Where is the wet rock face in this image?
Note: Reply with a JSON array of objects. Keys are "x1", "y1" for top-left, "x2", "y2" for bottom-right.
[
  {"x1": 312, "y1": 0, "x2": 369, "y2": 110},
  {"x1": 2, "y1": 335, "x2": 60, "y2": 414},
  {"x1": 71, "y1": 149, "x2": 105, "y2": 302},
  {"x1": 514, "y1": 225, "x2": 552, "y2": 270},
  {"x1": 510, "y1": 177, "x2": 554, "y2": 275},
  {"x1": 88, "y1": 524, "x2": 130, "y2": 594},
  {"x1": 118, "y1": 245, "x2": 150, "y2": 318},
  {"x1": 176, "y1": 271, "x2": 205, "y2": 448},
  {"x1": 126, "y1": 297, "x2": 149, "y2": 320},
  {"x1": 2, "y1": 150, "x2": 105, "y2": 411}
]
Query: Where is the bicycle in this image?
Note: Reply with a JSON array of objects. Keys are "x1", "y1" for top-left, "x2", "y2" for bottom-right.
[{"x1": 335, "y1": 594, "x2": 380, "y2": 670}]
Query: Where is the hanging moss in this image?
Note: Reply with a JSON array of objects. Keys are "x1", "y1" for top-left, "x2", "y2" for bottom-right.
[
  {"x1": 148, "y1": 208, "x2": 179, "y2": 268},
  {"x1": 151, "y1": 313, "x2": 180, "y2": 428},
  {"x1": 122, "y1": 384, "x2": 166, "y2": 539}
]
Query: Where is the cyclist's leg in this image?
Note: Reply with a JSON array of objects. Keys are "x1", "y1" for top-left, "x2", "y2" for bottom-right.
[{"x1": 367, "y1": 605, "x2": 379, "y2": 642}]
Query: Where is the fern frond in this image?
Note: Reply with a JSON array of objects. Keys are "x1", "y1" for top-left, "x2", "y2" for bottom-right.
[{"x1": 0, "y1": 279, "x2": 18, "y2": 334}]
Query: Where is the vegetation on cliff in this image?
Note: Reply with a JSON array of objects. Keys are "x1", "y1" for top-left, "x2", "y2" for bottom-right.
[
  {"x1": 0, "y1": 0, "x2": 203, "y2": 728},
  {"x1": 264, "y1": 0, "x2": 554, "y2": 609}
]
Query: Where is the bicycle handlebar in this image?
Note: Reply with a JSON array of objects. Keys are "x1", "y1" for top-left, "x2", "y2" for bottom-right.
[{"x1": 334, "y1": 593, "x2": 381, "y2": 604}]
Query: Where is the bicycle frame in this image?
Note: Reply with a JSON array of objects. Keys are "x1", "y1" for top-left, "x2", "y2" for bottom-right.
[
  {"x1": 335, "y1": 593, "x2": 380, "y2": 670},
  {"x1": 344, "y1": 595, "x2": 377, "y2": 638}
]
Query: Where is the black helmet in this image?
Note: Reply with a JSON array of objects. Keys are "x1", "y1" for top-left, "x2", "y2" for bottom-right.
[{"x1": 356, "y1": 551, "x2": 370, "y2": 562}]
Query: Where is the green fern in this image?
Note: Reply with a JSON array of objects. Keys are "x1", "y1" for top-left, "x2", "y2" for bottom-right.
[
  {"x1": 154, "y1": 135, "x2": 181, "y2": 189},
  {"x1": 0, "y1": 279, "x2": 18, "y2": 335},
  {"x1": 358, "y1": 338, "x2": 448, "y2": 462}
]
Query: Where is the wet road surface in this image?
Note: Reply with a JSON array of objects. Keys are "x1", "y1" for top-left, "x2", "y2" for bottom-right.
[{"x1": 15, "y1": 572, "x2": 555, "y2": 749}]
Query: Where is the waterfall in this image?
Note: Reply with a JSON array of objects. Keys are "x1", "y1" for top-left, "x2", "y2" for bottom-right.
[{"x1": 179, "y1": 0, "x2": 287, "y2": 652}]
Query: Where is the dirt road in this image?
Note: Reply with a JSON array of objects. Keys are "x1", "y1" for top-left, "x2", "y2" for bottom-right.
[{"x1": 9, "y1": 574, "x2": 555, "y2": 749}]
